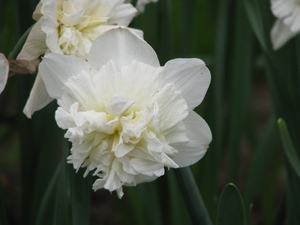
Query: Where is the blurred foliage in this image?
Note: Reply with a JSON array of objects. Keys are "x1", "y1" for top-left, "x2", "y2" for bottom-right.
[{"x1": 0, "y1": 0, "x2": 299, "y2": 224}]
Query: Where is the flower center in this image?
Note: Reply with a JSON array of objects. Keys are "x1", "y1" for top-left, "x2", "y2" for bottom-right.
[{"x1": 56, "y1": 0, "x2": 108, "y2": 59}]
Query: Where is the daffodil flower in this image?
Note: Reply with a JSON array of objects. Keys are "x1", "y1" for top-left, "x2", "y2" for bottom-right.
[
  {"x1": 0, "y1": 54, "x2": 9, "y2": 94},
  {"x1": 17, "y1": 0, "x2": 137, "y2": 118},
  {"x1": 39, "y1": 28, "x2": 212, "y2": 198},
  {"x1": 271, "y1": 0, "x2": 300, "y2": 50}
]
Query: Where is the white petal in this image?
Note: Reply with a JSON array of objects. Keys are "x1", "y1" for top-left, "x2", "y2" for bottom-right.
[
  {"x1": 119, "y1": 60, "x2": 161, "y2": 110},
  {"x1": 39, "y1": 53, "x2": 93, "y2": 99},
  {"x1": 163, "y1": 121, "x2": 189, "y2": 145},
  {"x1": 108, "y1": 3, "x2": 137, "y2": 26},
  {"x1": 88, "y1": 25, "x2": 144, "y2": 41},
  {"x1": 55, "y1": 105, "x2": 76, "y2": 129},
  {"x1": 0, "y1": 53, "x2": 9, "y2": 94},
  {"x1": 80, "y1": 0, "x2": 101, "y2": 15},
  {"x1": 109, "y1": 93, "x2": 134, "y2": 116},
  {"x1": 133, "y1": 174, "x2": 157, "y2": 185},
  {"x1": 23, "y1": 73, "x2": 54, "y2": 118},
  {"x1": 88, "y1": 28, "x2": 159, "y2": 71},
  {"x1": 271, "y1": 0, "x2": 296, "y2": 19},
  {"x1": 283, "y1": 7, "x2": 300, "y2": 33},
  {"x1": 33, "y1": 1, "x2": 43, "y2": 21},
  {"x1": 152, "y1": 83, "x2": 188, "y2": 131},
  {"x1": 17, "y1": 21, "x2": 47, "y2": 61},
  {"x1": 271, "y1": 19, "x2": 297, "y2": 50},
  {"x1": 62, "y1": 71, "x2": 102, "y2": 111},
  {"x1": 130, "y1": 158, "x2": 164, "y2": 176},
  {"x1": 162, "y1": 58, "x2": 211, "y2": 110},
  {"x1": 115, "y1": 141, "x2": 134, "y2": 158},
  {"x1": 104, "y1": 169, "x2": 122, "y2": 191},
  {"x1": 39, "y1": 0, "x2": 61, "y2": 54},
  {"x1": 171, "y1": 111, "x2": 212, "y2": 167}
]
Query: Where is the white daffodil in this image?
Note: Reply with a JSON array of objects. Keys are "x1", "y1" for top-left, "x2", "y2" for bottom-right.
[
  {"x1": 17, "y1": 0, "x2": 137, "y2": 118},
  {"x1": 271, "y1": 0, "x2": 300, "y2": 50},
  {"x1": 136, "y1": 0, "x2": 158, "y2": 13},
  {"x1": 0, "y1": 53, "x2": 9, "y2": 94},
  {"x1": 39, "y1": 28, "x2": 212, "y2": 198}
]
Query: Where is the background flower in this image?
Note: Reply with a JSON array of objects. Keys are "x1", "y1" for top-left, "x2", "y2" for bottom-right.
[
  {"x1": 39, "y1": 28, "x2": 212, "y2": 198},
  {"x1": 271, "y1": 0, "x2": 300, "y2": 49},
  {"x1": 17, "y1": 0, "x2": 137, "y2": 118}
]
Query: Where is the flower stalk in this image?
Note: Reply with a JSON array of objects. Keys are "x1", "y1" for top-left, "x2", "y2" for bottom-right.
[{"x1": 174, "y1": 167, "x2": 212, "y2": 225}]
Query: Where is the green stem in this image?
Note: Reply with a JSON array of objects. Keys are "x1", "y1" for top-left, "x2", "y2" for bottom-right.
[{"x1": 174, "y1": 167, "x2": 212, "y2": 225}]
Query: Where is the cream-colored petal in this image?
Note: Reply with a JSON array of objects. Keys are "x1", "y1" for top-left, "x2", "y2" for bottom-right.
[
  {"x1": 283, "y1": 7, "x2": 300, "y2": 33},
  {"x1": 33, "y1": 1, "x2": 43, "y2": 21},
  {"x1": 88, "y1": 28, "x2": 159, "y2": 71},
  {"x1": 271, "y1": 19, "x2": 297, "y2": 50},
  {"x1": 162, "y1": 58, "x2": 211, "y2": 110},
  {"x1": 0, "y1": 53, "x2": 9, "y2": 94},
  {"x1": 108, "y1": 3, "x2": 137, "y2": 26},
  {"x1": 39, "y1": 53, "x2": 93, "y2": 99},
  {"x1": 271, "y1": 0, "x2": 296, "y2": 19},
  {"x1": 152, "y1": 83, "x2": 188, "y2": 131},
  {"x1": 119, "y1": 60, "x2": 161, "y2": 110},
  {"x1": 23, "y1": 73, "x2": 54, "y2": 118},
  {"x1": 171, "y1": 111, "x2": 212, "y2": 167},
  {"x1": 39, "y1": 0, "x2": 61, "y2": 54},
  {"x1": 82, "y1": 25, "x2": 143, "y2": 49},
  {"x1": 17, "y1": 20, "x2": 47, "y2": 61}
]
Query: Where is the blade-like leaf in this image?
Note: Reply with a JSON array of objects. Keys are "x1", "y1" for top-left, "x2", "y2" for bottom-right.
[
  {"x1": 35, "y1": 165, "x2": 60, "y2": 225},
  {"x1": 244, "y1": 115, "x2": 280, "y2": 205},
  {"x1": 70, "y1": 169, "x2": 93, "y2": 225},
  {"x1": 217, "y1": 183, "x2": 246, "y2": 225}
]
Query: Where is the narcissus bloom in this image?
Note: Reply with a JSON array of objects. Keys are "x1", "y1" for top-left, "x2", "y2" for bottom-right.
[
  {"x1": 17, "y1": 0, "x2": 137, "y2": 117},
  {"x1": 271, "y1": 0, "x2": 300, "y2": 50},
  {"x1": 39, "y1": 28, "x2": 212, "y2": 198},
  {"x1": 0, "y1": 53, "x2": 9, "y2": 94}
]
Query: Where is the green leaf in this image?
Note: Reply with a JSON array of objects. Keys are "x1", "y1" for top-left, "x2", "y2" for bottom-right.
[
  {"x1": 278, "y1": 118, "x2": 300, "y2": 179},
  {"x1": 217, "y1": 183, "x2": 246, "y2": 225},
  {"x1": 197, "y1": 0, "x2": 235, "y2": 217},
  {"x1": 277, "y1": 119, "x2": 300, "y2": 223},
  {"x1": 227, "y1": 0, "x2": 255, "y2": 183},
  {"x1": 35, "y1": 165, "x2": 60, "y2": 225},
  {"x1": 70, "y1": 169, "x2": 93, "y2": 225},
  {"x1": 135, "y1": 181, "x2": 164, "y2": 225},
  {"x1": 244, "y1": 114, "x2": 279, "y2": 205},
  {"x1": 166, "y1": 170, "x2": 192, "y2": 225}
]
